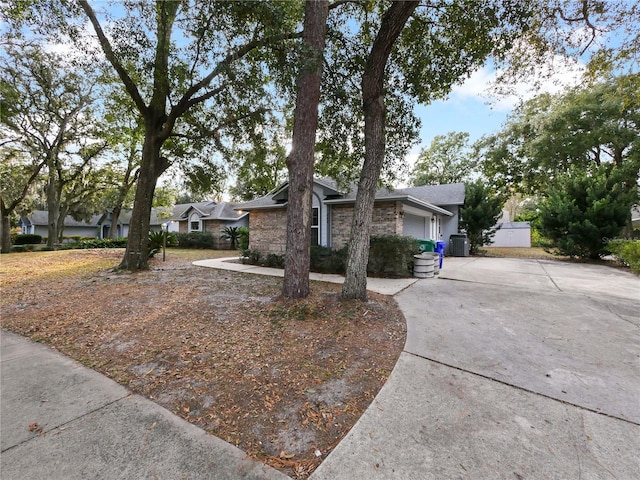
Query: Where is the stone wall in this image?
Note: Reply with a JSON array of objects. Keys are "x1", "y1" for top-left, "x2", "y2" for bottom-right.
[
  {"x1": 249, "y1": 208, "x2": 287, "y2": 254},
  {"x1": 203, "y1": 220, "x2": 231, "y2": 249},
  {"x1": 331, "y1": 201, "x2": 403, "y2": 249}
]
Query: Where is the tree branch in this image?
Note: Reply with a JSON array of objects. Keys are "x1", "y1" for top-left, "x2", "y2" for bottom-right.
[
  {"x1": 169, "y1": 31, "x2": 302, "y2": 123},
  {"x1": 77, "y1": 0, "x2": 148, "y2": 116}
]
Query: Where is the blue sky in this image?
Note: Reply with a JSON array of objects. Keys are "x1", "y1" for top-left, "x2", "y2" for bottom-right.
[{"x1": 408, "y1": 55, "x2": 588, "y2": 168}]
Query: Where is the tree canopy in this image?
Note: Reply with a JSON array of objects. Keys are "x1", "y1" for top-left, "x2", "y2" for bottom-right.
[
  {"x1": 477, "y1": 74, "x2": 640, "y2": 196},
  {"x1": 411, "y1": 132, "x2": 474, "y2": 186}
]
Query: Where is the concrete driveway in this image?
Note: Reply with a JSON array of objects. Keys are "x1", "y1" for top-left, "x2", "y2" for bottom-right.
[{"x1": 312, "y1": 257, "x2": 640, "y2": 479}]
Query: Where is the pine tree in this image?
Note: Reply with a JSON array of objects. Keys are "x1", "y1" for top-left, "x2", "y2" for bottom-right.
[
  {"x1": 539, "y1": 166, "x2": 637, "y2": 259},
  {"x1": 459, "y1": 180, "x2": 504, "y2": 254}
]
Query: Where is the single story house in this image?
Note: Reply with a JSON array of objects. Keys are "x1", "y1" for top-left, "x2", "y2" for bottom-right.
[
  {"x1": 96, "y1": 207, "x2": 172, "y2": 239},
  {"x1": 237, "y1": 177, "x2": 465, "y2": 254},
  {"x1": 169, "y1": 201, "x2": 249, "y2": 248},
  {"x1": 19, "y1": 211, "x2": 102, "y2": 239},
  {"x1": 489, "y1": 222, "x2": 531, "y2": 248},
  {"x1": 21, "y1": 207, "x2": 179, "y2": 240}
]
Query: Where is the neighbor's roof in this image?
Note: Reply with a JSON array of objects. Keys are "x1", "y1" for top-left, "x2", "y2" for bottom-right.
[
  {"x1": 21, "y1": 211, "x2": 102, "y2": 228},
  {"x1": 176, "y1": 201, "x2": 248, "y2": 221},
  {"x1": 497, "y1": 222, "x2": 531, "y2": 229}
]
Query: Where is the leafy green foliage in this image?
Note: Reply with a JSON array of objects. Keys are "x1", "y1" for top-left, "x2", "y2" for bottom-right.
[
  {"x1": 62, "y1": 238, "x2": 128, "y2": 249},
  {"x1": 310, "y1": 246, "x2": 348, "y2": 274},
  {"x1": 176, "y1": 232, "x2": 214, "y2": 249},
  {"x1": 367, "y1": 235, "x2": 420, "y2": 278},
  {"x1": 237, "y1": 227, "x2": 249, "y2": 250},
  {"x1": 538, "y1": 166, "x2": 636, "y2": 259},
  {"x1": 14, "y1": 234, "x2": 42, "y2": 245},
  {"x1": 411, "y1": 132, "x2": 474, "y2": 186},
  {"x1": 460, "y1": 181, "x2": 505, "y2": 254},
  {"x1": 477, "y1": 75, "x2": 640, "y2": 196},
  {"x1": 220, "y1": 226, "x2": 241, "y2": 250},
  {"x1": 148, "y1": 230, "x2": 178, "y2": 257},
  {"x1": 607, "y1": 239, "x2": 640, "y2": 274},
  {"x1": 242, "y1": 236, "x2": 416, "y2": 278}
]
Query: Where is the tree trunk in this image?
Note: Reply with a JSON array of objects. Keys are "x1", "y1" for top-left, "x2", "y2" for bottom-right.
[
  {"x1": 341, "y1": 1, "x2": 418, "y2": 300},
  {"x1": 109, "y1": 205, "x2": 122, "y2": 239},
  {"x1": 0, "y1": 200, "x2": 11, "y2": 254},
  {"x1": 119, "y1": 131, "x2": 167, "y2": 270},
  {"x1": 46, "y1": 162, "x2": 59, "y2": 248},
  {"x1": 282, "y1": 0, "x2": 328, "y2": 299}
]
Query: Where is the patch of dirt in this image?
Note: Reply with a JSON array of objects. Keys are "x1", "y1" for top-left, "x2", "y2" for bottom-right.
[{"x1": 1, "y1": 249, "x2": 406, "y2": 478}]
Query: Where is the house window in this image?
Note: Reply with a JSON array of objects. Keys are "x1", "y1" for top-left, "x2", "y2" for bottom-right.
[
  {"x1": 189, "y1": 212, "x2": 202, "y2": 232},
  {"x1": 311, "y1": 207, "x2": 319, "y2": 246}
]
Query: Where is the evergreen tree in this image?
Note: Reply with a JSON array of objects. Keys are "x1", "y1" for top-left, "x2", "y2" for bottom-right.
[
  {"x1": 539, "y1": 165, "x2": 637, "y2": 259},
  {"x1": 459, "y1": 180, "x2": 504, "y2": 254}
]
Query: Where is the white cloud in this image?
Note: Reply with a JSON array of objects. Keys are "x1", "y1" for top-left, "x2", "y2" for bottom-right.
[{"x1": 450, "y1": 54, "x2": 587, "y2": 111}]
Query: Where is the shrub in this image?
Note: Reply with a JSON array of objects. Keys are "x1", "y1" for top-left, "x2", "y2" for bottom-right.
[
  {"x1": 367, "y1": 235, "x2": 420, "y2": 278},
  {"x1": 240, "y1": 235, "x2": 418, "y2": 278},
  {"x1": 148, "y1": 230, "x2": 178, "y2": 257},
  {"x1": 220, "y1": 226, "x2": 241, "y2": 249},
  {"x1": 10, "y1": 245, "x2": 28, "y2": 252},
  {"x1": 14, "y1": 234, "x2": 42, "y2": 245},
  {"x1": 176, "y1": 232, "x2": 215, "y2": 249},
  {"x1": 237, "y1": 227, "x2": 249, "y2": 250},
  {"x1": 607, "y1": 239, "x2": 640, "y2": 274},
  {"x1": 310, "y1": 245, "x2": 347, "y2": 274},
  {"x1": 264, "y1": 253, "x2": 285, "y2": 268},
  {"x1": 240, "y1": 249, "x2": 261, "y2": 264},
  {"x1": 72, "y1": 238, "x2": 128, "y2": 249}
]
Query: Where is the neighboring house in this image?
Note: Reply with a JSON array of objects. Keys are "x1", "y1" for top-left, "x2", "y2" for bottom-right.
[
  {"x1": 632, "y1": 205, "x2": 640, "y2": 231},
  {"x1": 237, "y1": 178, "x2": 465, "y2": 254},
  {"x1": 96, "y1": 207, "x2": 172, "y2": 239},
  {"x1": 21, "y1": 207, "x2": 175, "y2": 240},
  {"x1": 19, "y1": 211, "x2": 101, "y2": 239},
  {"x1": 170, "y1": 201, "x2": 249, "y2": 249},
  {"x1": 489, "y1": 222, "x2": 531, "y2": 248}
]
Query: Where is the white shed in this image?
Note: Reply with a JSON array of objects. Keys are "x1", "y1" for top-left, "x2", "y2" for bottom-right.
[{"x1": 489, "y1": 222, "x2": 531, "y2": 248}]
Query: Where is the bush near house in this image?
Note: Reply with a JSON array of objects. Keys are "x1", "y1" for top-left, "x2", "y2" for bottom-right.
[
  {"x1": 607, "y1": 239, "x2": 640, "y2": 274},
  {"x1": 368, "y1": 235, "x2": 420, "y2": 278},
  {"x1": 14, "y1": 234, "x2": 42, "y2": 245},
  {"x1": 66, "y1": 238, "x2": 128, "y2": 249},
  {"x1": 241, "y1": 235, "x2": 419, "y2": 278},
  {"x1": 176, "y1": 232, "x2": 215, "y2": 249},
  {"x1": 237, "y1": 227, "x2": 249, "y2": 250}
]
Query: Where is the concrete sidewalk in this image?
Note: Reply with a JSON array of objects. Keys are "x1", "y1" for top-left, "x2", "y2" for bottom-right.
[{"x1": 0, "y1": 330, "x2": 288, "y2": 480}]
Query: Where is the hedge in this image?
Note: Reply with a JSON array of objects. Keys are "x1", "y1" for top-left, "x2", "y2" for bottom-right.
[
  {"x1": 176, "y1": 232, "x2": 215, "y2": 249},
  {"x1": 241, "y1": 235, "x2": 420, "y2": 278},
  {"x1": 14, "y1": 234, "x2": 42, "y2": 245}
]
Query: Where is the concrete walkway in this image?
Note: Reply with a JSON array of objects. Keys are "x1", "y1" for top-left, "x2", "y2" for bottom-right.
[
  {"x1": 193, "y1": 257, "x2": 418, "y2": 296},
  {"x1": 2, "y1": 256, "x2": 639, "y2": 479}
]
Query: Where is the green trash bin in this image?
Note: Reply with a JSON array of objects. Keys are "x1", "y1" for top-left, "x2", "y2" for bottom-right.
[{"x1": 418, "y1": 238, "x2": 435, "y2": 253}]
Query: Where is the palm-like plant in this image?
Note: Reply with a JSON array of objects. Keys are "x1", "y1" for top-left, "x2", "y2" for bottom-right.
[{"x1": 221, "y1": 226, "x2": 240, "y2": 250}]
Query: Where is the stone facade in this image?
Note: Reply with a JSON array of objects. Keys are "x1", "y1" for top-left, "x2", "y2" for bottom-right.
[
  {"x1": 330, "y1": 201, "x2": 403, "y2": 249},
  {"x1": 248, "y1": 208, "x2": 288, "y2": 253}
]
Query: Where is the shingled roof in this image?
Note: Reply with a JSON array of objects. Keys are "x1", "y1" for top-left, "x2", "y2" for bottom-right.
[{"x1": 236, "y1": 178, "x2": 465, "y2": 213}]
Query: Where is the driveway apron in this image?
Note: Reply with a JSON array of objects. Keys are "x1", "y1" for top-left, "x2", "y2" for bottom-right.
[{"x1": 312, "y1": 257, "x2": 640, "y2": 480}]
